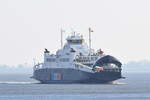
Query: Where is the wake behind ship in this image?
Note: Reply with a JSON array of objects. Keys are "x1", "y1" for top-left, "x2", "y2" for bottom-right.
[{"x1": 33, "y1": 28, "x2": 123, "y2": 84}]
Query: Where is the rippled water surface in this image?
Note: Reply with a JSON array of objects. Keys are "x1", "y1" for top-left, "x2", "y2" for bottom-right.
[{"x1": 0, "y1": 73, "x2": 150, "y2": 100}]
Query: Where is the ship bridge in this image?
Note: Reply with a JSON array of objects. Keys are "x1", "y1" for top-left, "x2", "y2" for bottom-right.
[
  {"x1": 66, "y1": 34, "x2": 84, "y2": 45},
  {"x1": 63, "y1": 34, "x2": 90, "y2": 56}
]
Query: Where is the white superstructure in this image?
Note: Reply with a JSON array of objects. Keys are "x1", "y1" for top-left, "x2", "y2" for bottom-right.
[{"x1": 34, "y1": 31, "x2": 104, "y2": 71}]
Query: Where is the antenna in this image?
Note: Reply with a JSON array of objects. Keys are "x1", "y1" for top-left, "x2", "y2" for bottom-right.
[
  {"x1": 71, "y1": 28, "x2": 76, "y2": 36},
  {"x1": 73, "y1": 31, "x2": 76, "y2": 36}
]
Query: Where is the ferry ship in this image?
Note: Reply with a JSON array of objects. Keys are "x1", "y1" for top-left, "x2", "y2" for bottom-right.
[{"x1": 33, "y1": 28, "x2": 123, "y2": 83}]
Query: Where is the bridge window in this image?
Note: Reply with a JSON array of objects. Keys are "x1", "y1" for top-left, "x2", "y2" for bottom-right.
[{"x1": 67, "y1": 40, "x2": 83, "y2": 44}]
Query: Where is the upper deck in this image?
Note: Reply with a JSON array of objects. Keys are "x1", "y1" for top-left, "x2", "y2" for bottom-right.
[{"x1": 42, "y1": 33, "x2": 103, "y2": 68}]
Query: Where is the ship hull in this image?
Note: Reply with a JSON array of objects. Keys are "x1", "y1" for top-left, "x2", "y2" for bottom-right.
[{"x1": 33, "y1": 68, "x2": 122, "y2": 84}]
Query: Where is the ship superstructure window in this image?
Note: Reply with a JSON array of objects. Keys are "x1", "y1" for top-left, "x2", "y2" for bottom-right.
[
  {"x1": 60, "y1": 58, "x2": 69, "y2": 62},
  {"x1": 46, "y1": 58, "x2": 56, "y2": 62},
  {"x1": 77, "y1": 56, "x2": 98, "y2": 62},
  {"x1": 67, "y1": 40, "x2": 83, "y2": 44}
]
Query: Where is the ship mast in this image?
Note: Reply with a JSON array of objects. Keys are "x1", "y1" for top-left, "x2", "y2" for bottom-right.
[
  {"x1": 89, "y1": 27, "x2": 92, "y2": 55},
  {"x1": 61, "y1": 29, "x2": 64, "y2": 49}
]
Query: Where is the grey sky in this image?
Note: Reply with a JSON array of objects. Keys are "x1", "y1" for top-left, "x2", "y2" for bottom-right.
[{"x1": 0, "y1": 0, "x2": 150, "y2": 65}]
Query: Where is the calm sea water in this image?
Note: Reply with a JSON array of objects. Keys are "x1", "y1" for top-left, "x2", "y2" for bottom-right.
[{"x1": 0, "y1": 73, "x2": 150, "y2": 100}]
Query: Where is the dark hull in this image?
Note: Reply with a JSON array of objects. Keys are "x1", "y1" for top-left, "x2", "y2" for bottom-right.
[{"x1": 33, "y1": 68, "x2": 122, "y2": 84}]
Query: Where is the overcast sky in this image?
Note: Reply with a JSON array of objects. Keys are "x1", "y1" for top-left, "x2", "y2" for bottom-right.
[{"x1": 0, "y1": 0, "x2": 150, "y2": 65}]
